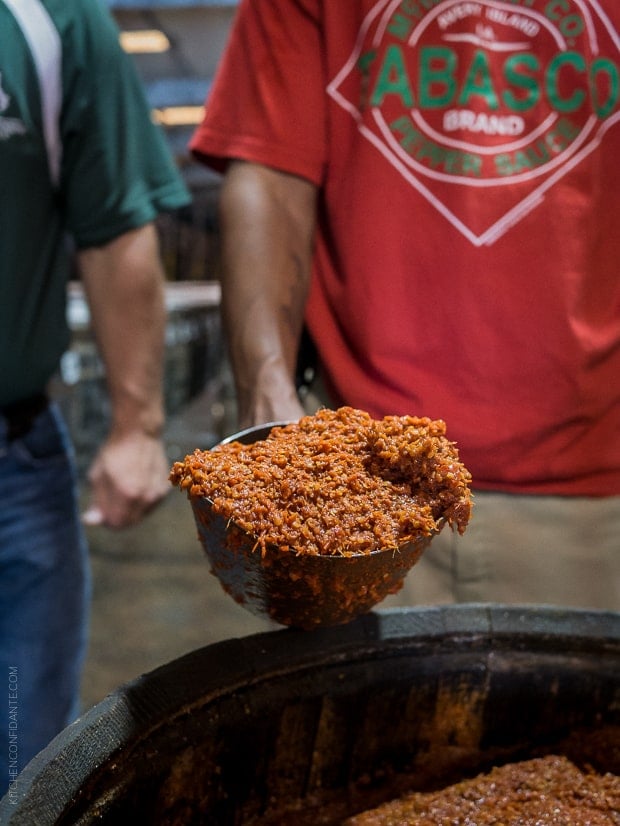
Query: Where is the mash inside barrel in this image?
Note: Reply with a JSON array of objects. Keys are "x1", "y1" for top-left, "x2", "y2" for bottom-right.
[{"x1": 169, "y1": 407, "x2": 473, "y2": 627}]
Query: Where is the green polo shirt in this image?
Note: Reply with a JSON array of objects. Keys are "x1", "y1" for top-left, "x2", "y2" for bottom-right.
[{"x1": 0, "y1": 0, "x2": 190, "y2": 406}]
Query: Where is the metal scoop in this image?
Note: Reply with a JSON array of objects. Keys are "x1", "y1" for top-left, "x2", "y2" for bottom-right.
[{"x1": 188, "y1": 423, "x2": 440, "y2": 630}]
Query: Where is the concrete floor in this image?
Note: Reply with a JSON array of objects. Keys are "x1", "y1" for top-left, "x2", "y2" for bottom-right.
[{"x1": 79, "y1": 390, "x2": 276, "y2": 714}]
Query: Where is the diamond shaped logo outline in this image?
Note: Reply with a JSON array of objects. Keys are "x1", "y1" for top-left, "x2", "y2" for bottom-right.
[{"x1": 327, "y1": 0, "x2": 620, "y2": 246}]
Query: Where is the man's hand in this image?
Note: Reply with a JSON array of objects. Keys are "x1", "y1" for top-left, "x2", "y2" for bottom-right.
[{"x1": 82, "y1": 430, "x2": 170, "y2": 528}]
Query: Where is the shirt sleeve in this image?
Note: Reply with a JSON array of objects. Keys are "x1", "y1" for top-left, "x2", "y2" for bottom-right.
[
  {"x1": 190, "y1": 0, "x2": 327, "y2": 187},
  {"x1": 60, "y1": 0, "x2": 189, "y2": 248}
]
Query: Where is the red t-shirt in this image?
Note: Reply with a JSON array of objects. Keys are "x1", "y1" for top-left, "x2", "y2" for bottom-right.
[{"x1": 191, "y1": 0, "x2": 620, "y2": 496}]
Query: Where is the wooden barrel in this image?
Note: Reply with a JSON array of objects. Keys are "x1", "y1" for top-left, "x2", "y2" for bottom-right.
[{"x1": 2, "y1": 605, "x2": 619, "y2": 825}]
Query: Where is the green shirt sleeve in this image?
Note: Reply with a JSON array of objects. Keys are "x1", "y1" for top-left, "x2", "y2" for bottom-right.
[{"x1": 59, "y1": 0, "x2": 189, "y2": 248}]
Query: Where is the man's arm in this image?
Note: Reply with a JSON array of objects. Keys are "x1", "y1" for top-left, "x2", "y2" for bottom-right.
[
  {"x1": 218, "y1": 161, "x2": 318, "y2": 428},
  {"x1": 77, "y1": 222, "x2": 170, "y2": 528}
]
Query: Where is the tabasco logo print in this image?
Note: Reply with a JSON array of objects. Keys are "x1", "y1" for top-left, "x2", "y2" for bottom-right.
[{"x1": 328, "y1": 0, "x2": 620, "y2": 245}]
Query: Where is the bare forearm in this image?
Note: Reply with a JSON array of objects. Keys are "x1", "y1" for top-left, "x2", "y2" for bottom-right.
[
  {"x1": 77, "y1": 222, "x2": 170, "y2": 528},
  {"x1": 218, "y1": 161, "x2": 317, "y2": 427},
  {"x1": 78, "y1": 223, "x2": 166, "y2": 437}
]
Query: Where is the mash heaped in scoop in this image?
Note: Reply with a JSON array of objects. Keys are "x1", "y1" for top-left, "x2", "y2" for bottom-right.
[{"x1": 170, "y1": 407, "x2": 472, "y2": 557}]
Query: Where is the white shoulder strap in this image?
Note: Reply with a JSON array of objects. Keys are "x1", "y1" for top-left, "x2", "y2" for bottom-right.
[{"x1": 3, "y1": 0, "x2": 62, "y2": 186}]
